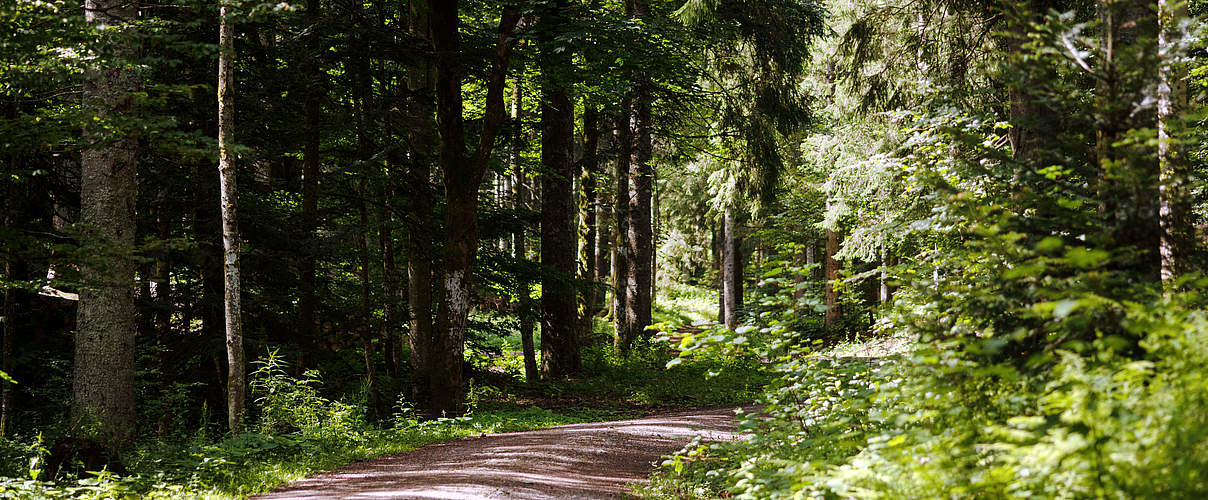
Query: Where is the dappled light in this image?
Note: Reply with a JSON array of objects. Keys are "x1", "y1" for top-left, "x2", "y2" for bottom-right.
[{"x1": 254, "y1": 410, "x2": 745, "y2": 499}]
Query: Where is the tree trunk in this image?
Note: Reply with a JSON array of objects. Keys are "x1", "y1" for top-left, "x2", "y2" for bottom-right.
[
  {"x1": 358, "y1": 185, "x2": 380, "y2": 421},
  {"x1": 74, "y1": 0, "x2": 139, "y2": 449},
  {"x1": 405, "y1": 0, "x2": 436, "y2": 405},
  {"x1": 1005, "y1": 0, "x2": 1059, "y2": 164},
  {"x1": 217, "y1": 3, "x2": 245, "y2": 435},
  {"x1": 378, "y1": 159, "x2": 402, "y2": 379},
  {"x1": 353, "y1": 33, "x2": 381, "y2": 420},
  {"x1": 510, "y1": 75, "x2": 539, "y2": 384},
  {"x1": 428, "y1": 0, "x2": 520, "y2": 415},
  {"x1": 193, "y1": 160, "x2": 226, "y2": 416},
  {"x1": 612, "y1": 102, "x2": 633, "y2": 352},
  {"x1": 516, "y1": 177, "x2": 539, "y2": 383},
  {"x1": 625, "y1": 0, "x2": 654, "y2": 346},
  {"x1": 539, "y1": 0, "x2": 579, "y2": 378},
  {"x1": 824, "y1": 228, "x2": 842, "y2": 332},
  {"x1": 1097, "y1": 0, "x2": 1161, "y2": 284},
  {"x1": 721, "y1": 208, "x2": 742, "y2": 330},
  {"x1": 1159, "y1": 0, "x2": 1193, "y2": 281},
  {"x1": 298, "y1": 0, "x2": 322, "y2": 354},
  {"x1": 1, "y1": 258, "x2": 17, "y2": 437},
  {"x1": 879, "y1": 244, "x2": 889, "y2": 304},
  {"x1": 577, "y1": 102, "x2": 600, "y2": 348}
]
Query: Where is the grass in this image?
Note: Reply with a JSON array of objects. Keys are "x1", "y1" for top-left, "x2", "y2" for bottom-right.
[{"x1": 2, "y1": 284, "x2": 772, "y2": 499}]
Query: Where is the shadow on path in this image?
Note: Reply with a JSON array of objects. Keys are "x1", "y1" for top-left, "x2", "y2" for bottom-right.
[{"x1": 252, "y1": 407, "x2": 749, "y2": 500}]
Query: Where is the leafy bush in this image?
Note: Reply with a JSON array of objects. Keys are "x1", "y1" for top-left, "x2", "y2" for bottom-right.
[{"x1": 249, "y1": 349, "x2": 365, "y2": 445}]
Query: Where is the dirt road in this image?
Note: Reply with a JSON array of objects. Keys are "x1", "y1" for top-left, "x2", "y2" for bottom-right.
[{"x1": 252, "y1": 407, "x2": 746, "y2": 499}]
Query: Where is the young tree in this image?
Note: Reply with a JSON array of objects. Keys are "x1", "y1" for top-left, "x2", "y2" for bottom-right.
[{"x1": 217, "y1": 0, "x2": 245, "y2": 435}]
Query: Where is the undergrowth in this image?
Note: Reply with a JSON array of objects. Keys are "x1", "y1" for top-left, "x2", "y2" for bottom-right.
[{"x1": 0, "y1": 307, "x2": 770, "y2": 500}]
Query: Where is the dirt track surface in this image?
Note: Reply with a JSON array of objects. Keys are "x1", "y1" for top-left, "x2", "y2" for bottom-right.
[{"x1": 252, "y1": 407, "x2": 747, "y2": 499}]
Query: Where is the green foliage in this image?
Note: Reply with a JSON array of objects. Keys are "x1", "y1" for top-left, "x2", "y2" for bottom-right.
[{"x1": 248, "y1": 350, "x2": 364, "y2": 445}]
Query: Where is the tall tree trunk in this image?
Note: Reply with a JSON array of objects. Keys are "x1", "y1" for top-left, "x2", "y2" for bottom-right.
[
  {"x1": 511, "y1": 76, "x2": 539, "y2": 384},
  {"x1": 1159, "y1": 0, "x2": 1193, "y2": 281},
  {"x1": 428, "y1": 0, "x2": 520, "y2": 415},
  {"x1": 539, "y1": 0, "x2": 579, "y2": 378},
  {"x1": 378, "y1": 152, "x2": 402, "y2": 379},
  {"x1": 217, "y1": 3, "x2": 245, "y2": 435},
  {"x1": 74, "y1": 0, "x2": 139, "y2": 449},
  {"x1": 0, "y1": 255, "x2": 18, "y2": 437},
  {"x1": 1005, "y1": 0, "x2": 1059, "y2": 164},
  {"x1": 405, "y1": 0, "x2": 436, "y2": 406},
  {"x1": 824, "y1": 228, "x2": 842, "y2": 332},
  {"x1": 516, "y1": 173, "x2": 539, "y2": 383},
  {"x1": 193, "y1": 160, "x2": 225, "y2": 416},
  {"x1": 624, "y1": 0, "x2": 654, "y2": 347},
  {"x1": 352, "y1": 33, "x2": 381, "y2": 420},
  {"x1": 721, "y1": 207, "x2": 742, "y2": 330},
  {"x1": 2, "y1": 146, "x2": 19, "y2": 436},
  {"x1": 298, "y1": 0, "x2": 322, "y2": 352},
  {"x1": 577, "y1": 102, "x2": 601, "y2": 344},
  {"x1": 1097, "y1": 0, "x2": 1161, "y2": 283},
  {"x1": 358, "y1": 185, "x2": 380, "y2": 421},
  {"x1": 0, "y1": 263, "x2": 13, "y2": 437},
  {"x1": 714, "y1": 220, "x2": 724, "y2": 323},
  {"x1": 612, "y1": 102, "x2": 633, "y2": 352}
]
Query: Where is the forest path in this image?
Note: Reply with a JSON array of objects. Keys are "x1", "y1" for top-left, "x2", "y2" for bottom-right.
[{"x1": 251, "y1": 406, "x2": 748, "y2": 500}]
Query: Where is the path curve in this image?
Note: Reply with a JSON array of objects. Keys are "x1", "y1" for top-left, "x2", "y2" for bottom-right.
[{"x1": 252, "y1": 407, "x2": 747, "y2": 499}]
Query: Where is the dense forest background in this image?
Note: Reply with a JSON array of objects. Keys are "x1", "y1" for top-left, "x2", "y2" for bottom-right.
[{"x1": 2, "y1": 0, "x2": 1208, "y2": 496}]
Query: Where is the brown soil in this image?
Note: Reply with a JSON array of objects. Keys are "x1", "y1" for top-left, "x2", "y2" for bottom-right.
[{"x1": 251, "y1": 406, "x2": 749, "y2": 500}]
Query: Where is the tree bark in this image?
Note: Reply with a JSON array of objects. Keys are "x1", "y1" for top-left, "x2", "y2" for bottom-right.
[
  {"x1": 0, "y1": 255, "x2": 17, "y2": 437},
  {"x1": 721, "y1": 207, "x2": 742, "y2": 330},
  {"x1": 1097, "y1": 0, "x2": 1161, "y2": 283},
  {"x1": 1159, "y1": 0, "x2": 1193, "y2": 281},
  {"x1": 577, "y1": 102, "x2": 601, "y2": 344},
  {"x1": 1005, "y1": 0, "x2": 1060, "y2": 164},
  {"x1": 539, "y1": 0, "x2": 579, "y2": 379},
  {"x1": 74, "y1": 0, "x2": 139, "y2": 449},
  {"x1": 824, "y1": 228, "x2": 842, "y2": 332},
  {"x1": 298, "y1": 0, "x2": 322, "y2": 353},
  {"x1": 624, "y1": 0, "x2": 654, "y2": 347},
  {"x1": 378, "y1": 156, "x2": 402, "y2": 379},
  {"x1": 404, "y1": 0, "x2": 436, "y2": 406},
  {"x1": 612, "y1": 102, "x2": 633, "y2": 352},
  {"x1": 217, "y1": 2, "x2": 245, "y2": 435},
  {"x1": 509, "y1": 75, "x2": 539, "y2": 384},
  {"x1": 428, "y1": 0, "x2": 520, "y2": 415}
]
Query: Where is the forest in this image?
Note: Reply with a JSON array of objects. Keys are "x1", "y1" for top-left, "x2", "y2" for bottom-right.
[{"x1": 2, "y1": 0, "x2": 1208, "y2": 497}]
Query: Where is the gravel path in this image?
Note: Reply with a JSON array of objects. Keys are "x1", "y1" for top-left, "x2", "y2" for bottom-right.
[{"x1": 251, "y1": 407, "x2": 747, "y2": 500}]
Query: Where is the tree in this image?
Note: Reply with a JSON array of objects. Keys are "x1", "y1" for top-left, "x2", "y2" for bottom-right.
[
  {"x1": 539, "y1": 0, "x2": 580, "y2": 379},
  {"x1": 1097, "y1": 0, "x2": 1161, "y2": 284},
  {"x1": 217, "y1": 0, "x2": 245, "y2": 435},
  {"x1": 623, "y1": 0, "x2": 655, "y2": 349},
  {"x1": 612, "y1": 97, "x2": 633, "y2": 352},
  {"x1": 427, "y1": 0, "x2": 520, "y2": 415},
  {"x1": 404, "y1": 0, "x2": 437, "y2": 406},
  {"x1": 1159, "y1": 0, "x2": 1194, "y2": 281},
  {"x1": 721, "y1": 207, "x2": 742, "y2": 330},
  {"x1": 73, "y1": 0, "x2": 139, "y2": 449},
  {"x1": 577, "y1": 102, "x2": 602, "y2": 346}
]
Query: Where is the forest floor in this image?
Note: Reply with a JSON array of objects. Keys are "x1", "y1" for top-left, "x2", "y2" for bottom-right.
[{"x1": 250, "y1": 406, "x2": 750, "y2": 500}]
